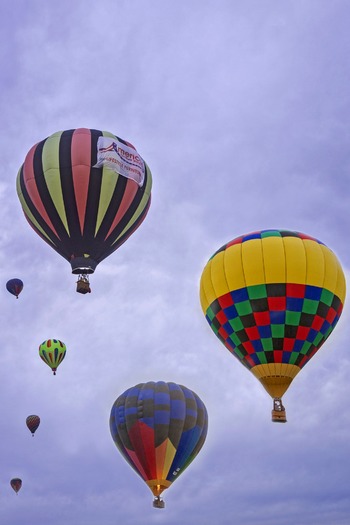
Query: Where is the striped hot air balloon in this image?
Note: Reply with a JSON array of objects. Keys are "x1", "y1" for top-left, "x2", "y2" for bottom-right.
[
  {"x1": 200, "y1": 229, "x2": 346, "y2": 422},
  {"x1": 110, "y1": 381, "x2": 208, "y2": 508},
  {"x1": 16, "y1": 128, "x2": 152, "y2": 292},
  {"x1": 26, "y1": 415, "x2": 40, "y2": 436}
]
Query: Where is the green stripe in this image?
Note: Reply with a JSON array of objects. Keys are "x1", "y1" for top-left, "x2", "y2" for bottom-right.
[
  {"x1": 95, "y1": 167, "x2": 119, "y2": 236},
  {"x1": 42, "y1": 132, "x2": 70, "y2": 235}
]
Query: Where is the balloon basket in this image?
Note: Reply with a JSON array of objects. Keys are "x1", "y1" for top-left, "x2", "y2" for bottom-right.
[
  {"x1": 76, "y1": 276, "x2": 91, "y2": 294},
  {"x1": 153, "y1": 497, "x2": 165, "y2": 509},
  {"x1": 271, "y1": 398, "x2": 287, "y2": 423}
]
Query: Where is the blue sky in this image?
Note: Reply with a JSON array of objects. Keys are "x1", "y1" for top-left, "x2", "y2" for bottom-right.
[{"x1": 0, "y1": 1, "x2": 350, "y2": 524}]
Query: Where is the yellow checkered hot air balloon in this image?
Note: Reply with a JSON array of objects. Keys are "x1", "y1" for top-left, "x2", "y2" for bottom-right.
[{"x1": 200, "y1": 230, "x2": 346, "y2": 422}]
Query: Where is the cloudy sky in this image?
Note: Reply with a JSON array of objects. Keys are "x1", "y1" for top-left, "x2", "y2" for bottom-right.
[{"x1": 0, "y1": 1, "x2": 350, "y2": 524}]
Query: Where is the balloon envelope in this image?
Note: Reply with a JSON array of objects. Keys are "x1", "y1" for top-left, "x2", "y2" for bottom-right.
[
  {"x1": 26, "y1": 415, "x2": 40, "y2": 436},
  {"x1": 10, "y1": 478, "x2": 22, "y2": 493},
  {"x1": 39, "y1": 339, "x2": 66, "y2": 375},
  {"x1": 200, "y1": 229, "x2": 346, "y2": 417},
  {"x1": 16, "y1": 128, "x2": 152, "y2": 276},
  {"x1": 110, "y1": 381, "x2": 208, "y2": 506},
  {"x1": 6, "y1": 278, "x2": 23, "y2": 298}
]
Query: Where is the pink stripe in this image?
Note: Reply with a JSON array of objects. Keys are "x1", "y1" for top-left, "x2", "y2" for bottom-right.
[
  {"x1": 105, "y1": 179, "x2": 138, "y2": 240},
  {"x1": 71, "y1": 129, "x2": 91, "y2": 234},
  {"x1": 125, "y1": 448, "x2": 149, "y2": 481},
  {"x1": 23, "y1": 144, "x2": 60, "y2": 238}
]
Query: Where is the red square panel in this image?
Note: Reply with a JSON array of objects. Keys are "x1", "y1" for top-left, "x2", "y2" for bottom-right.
[
  {"x1": 267, "y1": 296, "x2": 286, "y2": 311},
  {"x1": 286, "y1": 283, "x2": 306, "y2": 298},
  {"x1": 245, "y1": 326, "x2": 260, "y2": 340},
  {"x1": 283, "y1": 338, "x2": 295, "y2": 351},
  {"x1": 218, "y1": 293, "x2": 234, "y2": 309},
  {"x1": 254, "y1": 311, "x2": 270, "y2": 326}
]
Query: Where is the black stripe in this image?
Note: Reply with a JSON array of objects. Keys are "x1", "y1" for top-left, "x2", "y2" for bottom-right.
[
  {"x1": 94, "y1": 165, "x2": 151, "y2": 257},
  {"x1": 18, "y1": 162, "x2": 61, "y2": 250},
  {"x1": 82, "y1": 129, "x2": 103, "y2": 248},
  {"x1": 58, "y1": 130, "x2": 83, "y2": 256},
  {"x1": 33, "y1": 138, "x2": 72, "y2": 257},
  {"x1": 94, "y1": 196, "x2": 151, "y2": 263},
  {"x1": 94, "y1": 173, "x2": 128, "y2": 242}
]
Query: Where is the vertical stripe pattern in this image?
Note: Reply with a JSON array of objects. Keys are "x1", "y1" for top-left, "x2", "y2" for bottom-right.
[{"x1": 17, "y1": 128, "x2": 152, "y2": 273}]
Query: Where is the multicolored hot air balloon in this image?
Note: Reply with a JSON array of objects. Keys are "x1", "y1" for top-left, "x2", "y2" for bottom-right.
[
  {"x1": 39, "y1": 339, "x2": 66, "y2": 375},
  {"x1": 110, "y1": 381, "x2": 208, "y2": 508},
  {"x1": 26, "y1": 415, "x2": 40, "y2": 436},
  {"x1": 16, "y1": 128, "x2": 152, "y2": 293},
  {"x1": 10, "y1": 478, "x2": 22, "y2": 494},
  {"x1": 200, "y1": 229, "x2": 346, "y2": 422},
  {"x1": 6, "y1": 278, "x2": 23, "y2": 298}
]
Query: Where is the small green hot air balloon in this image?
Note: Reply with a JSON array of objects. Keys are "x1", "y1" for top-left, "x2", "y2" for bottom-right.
[{"x1": 39, "y1": 339, "x2": 66, "y2": 375}]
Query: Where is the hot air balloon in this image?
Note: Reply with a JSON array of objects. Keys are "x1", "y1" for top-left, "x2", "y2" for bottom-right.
[
  {"x1": 6, "y1": 278, "x2": 23, "y2": 298},
  {"x1": 110, "y1": 381, "x2": 208, "y2": 508},
  {"x1": 26, "y1": 415, "x2": 40, "y2": 436},
  {"x1": 200, "y1": 229, "x2": 346, "y2": 422},
  {"x1": 16, "y1": 128, "x2": 152, "y2": 293},
  {"x1": 10, "y1": 478, "x2": 22, "y2": 494},
  {"x1": 39, "y1": 339, "x2": 66, "y2": 375}
]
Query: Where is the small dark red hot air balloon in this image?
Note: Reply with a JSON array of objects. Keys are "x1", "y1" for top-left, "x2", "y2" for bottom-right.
[
  {"x1": 26, "y1": 415, "x2": 40, "y2": 436},
  {"x1": 10, "y1": 478, "x2": 22, "y2": 494}
]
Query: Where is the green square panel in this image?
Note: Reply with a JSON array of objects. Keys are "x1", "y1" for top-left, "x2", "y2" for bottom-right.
[
  {"x1": 271, "y1": 324, "x2": 284, "y2": 338},
  {"x1": 300, "y1": 341, "x2": 312, "y2": 354},
  {"x1": 261, "y1": 338, "x2": 273, "y2": 351},
  {"x1": 302, "y1": 299, "x2": 319, "y2": 314},
  {"x1": 256, "y1": 352, "x2": 267, "y2": 364},
  {"x1": 286, "y1": 311, "x2": 301, "y2": 325},
  {"x1": 313, "y1": 332, "x2": 323, "y2": 346},
  {"x1": 230, "y1": 333, "x2": 242, "y2": 347},
  {"x1": 320, "y1": 289, "x2": 334, "y2": 306},
  {"x1": 229, "y1": 317, "x2": 244, "y2": 331},
  {"x1": 289, "y1": 352, "x2": 300, "y2": 364},
  {"x1": 235, "y1": 300, "x2": 253, "y2": 315},
  {"x1": 207, "y1": 307, "x2": 216, "y2": 321},
  {"x1": 247, "y1": 284, "x2": 267, "y2": 299}
]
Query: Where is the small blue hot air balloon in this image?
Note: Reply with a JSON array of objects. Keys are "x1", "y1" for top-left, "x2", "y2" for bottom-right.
[{"x1": 6, "y1": 279, "x2": 23, "y2": 299}]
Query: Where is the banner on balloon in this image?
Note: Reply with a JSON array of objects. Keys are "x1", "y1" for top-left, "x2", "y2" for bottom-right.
[{"x1": 94, "y1": 137, "x2": 145, "y2": 186}]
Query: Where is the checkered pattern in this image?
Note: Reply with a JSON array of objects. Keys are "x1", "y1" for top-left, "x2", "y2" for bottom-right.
[
  {"x1": 205, "y1": 283, "x2": 343, "y2": 371},
  {"x1": 211, "y1": 229, "x2": 324, "y2": 259}
]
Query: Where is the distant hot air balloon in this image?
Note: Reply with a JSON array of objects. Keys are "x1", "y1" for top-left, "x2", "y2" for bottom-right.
[
  {"x1": 26, "y1": 415, "x2": 40, "y2": 436},
  {"x1": 6, "y1": 278, "x2": 23, "y2": 298},
  {"x1": 10, "y1": 478, "x2": 22, "y2": 494},
  {"x1": 16, "y1": 128, "x2": 152, "y2": 293},
  {"x1": 200, "y1": 229, "x2": 346, "y2": 422},
  {"x1": 110, "y1": 381, "x2": 208, "y2": 508},
  {"x1": 39, "y1": 339, "x2": 66, "y2": 375}
]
